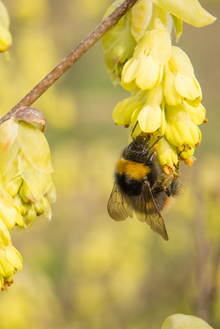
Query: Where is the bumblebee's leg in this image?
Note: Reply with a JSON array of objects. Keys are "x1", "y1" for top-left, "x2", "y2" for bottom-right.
[
  {"x1": 151, "y1": 174, "x2": 174, "y2": 194},
  {"x1": 167, "y1": 174, "x2": 180, "y2": 197}
]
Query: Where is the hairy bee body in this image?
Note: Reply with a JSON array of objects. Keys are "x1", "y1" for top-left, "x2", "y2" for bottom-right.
[{"x1": 108, "y1": 134, "x2": 180, "y2": 241}]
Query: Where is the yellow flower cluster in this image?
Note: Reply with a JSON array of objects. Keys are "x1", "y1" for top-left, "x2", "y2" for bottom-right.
[
  {"x1": 102, "y1": 0, "x2": 215, "y2": 168},
  {"x1": 0, "y1": 107, "x2": 56, "y2": 290}
]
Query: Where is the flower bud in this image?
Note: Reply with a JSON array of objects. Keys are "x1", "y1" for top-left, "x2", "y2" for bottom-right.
[
  {"x1": 23, "y1": 203, "x2": 37, "y2": 229},
  {"x1": 179, "y1": 144, "x2": 195, "y2": 160},
  {"x1": 13, "y1": 194, "x2": 28, "y2": 216},
  {"x1": 35, "y1": 196, "x2": 52, "y2": 220}
]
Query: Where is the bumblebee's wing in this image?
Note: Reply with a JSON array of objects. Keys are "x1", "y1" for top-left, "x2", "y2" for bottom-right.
[
  {"x1": 108, "y1": 182, "x2": 133, "y2": 221},
  {"x1": 143, "y1": 183, "x2": 169, "y2": 241}
]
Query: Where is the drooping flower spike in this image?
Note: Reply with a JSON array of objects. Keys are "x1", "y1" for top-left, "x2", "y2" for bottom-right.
[{"x1": 102, "y1": 0, "x2": 215, "y2": 168}]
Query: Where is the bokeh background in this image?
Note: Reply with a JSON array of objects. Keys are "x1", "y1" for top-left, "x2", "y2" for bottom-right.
[{"x1": 0, "y1": 0, "x2": 220, "y2": 328}]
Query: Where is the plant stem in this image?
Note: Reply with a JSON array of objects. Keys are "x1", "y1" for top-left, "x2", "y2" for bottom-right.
[{"x1": 0, "y1": 0, "x2": 138, "y2": 124}]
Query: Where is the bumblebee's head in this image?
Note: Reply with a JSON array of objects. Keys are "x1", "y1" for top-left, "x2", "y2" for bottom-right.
[
  {"x1": 126, "y1": 134, "x2": 150, "y2": 155},
  {"x1": 123, "y1": 133, "x2": 163, "y2": 163}
]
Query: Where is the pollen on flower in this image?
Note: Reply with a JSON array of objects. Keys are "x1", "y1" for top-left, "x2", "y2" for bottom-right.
[
  {"x1": 203, "y1": 118, "x2": 208, "y2": 123},
  {"x1": 163, "y1": 165, "x2": 170, "y2": 175},
  {"x1": 185, "y1": 157, "x2": 194, "y2": 167}
]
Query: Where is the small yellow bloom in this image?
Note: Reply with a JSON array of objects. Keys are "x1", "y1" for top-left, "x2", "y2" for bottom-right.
[
  {"x1": 179, "y1": 144, "x2": 195, "y2": 160},
  {"x1": 184, "y1": 102, "x2": 206, "y2": 125},
  {"x1": 113, "y1": 89, "x2": 147, "y2": 125},
  {"x1": 121, "y1": 28, "x2": 171, "y2": 91},
  {"x1": 165, "y1": 104, "x2": 201, "y2": 147},
  {"x1": 138, "y1": 83, "x2": 163, "y2": 132},
  {"x1": 155, "y1": 136, "x2": 178, "y2": 166},
  {"x1": 164, "y1": 47, "x2": 202, "y2": 107}
]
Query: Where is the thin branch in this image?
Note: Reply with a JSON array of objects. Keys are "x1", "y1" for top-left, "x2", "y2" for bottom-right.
[{"x1": 0, "y1": 0, "x2": 138, "y2": 124}]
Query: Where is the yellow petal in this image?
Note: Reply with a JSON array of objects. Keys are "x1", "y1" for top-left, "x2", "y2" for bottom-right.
[
  {"x1": 159, "y1": 105, "x2": 167, "y2": 136},
  {"x1": 138, "y1": 105, "x2": 161, "y2": 132},
  {"x1": 156, "y1": 137, "x2": 178, "y2": 166},
  {"x1": 122, "y1": 51, "x2": 146, "y2": 83},
  {"x1": 17, "y1": 122, "x2": 53, "y2": 174},
  {"x1": 0, "y1": 249, "x2": 14, "y2": 277},
  {"x1": 0, "y1": 218, "x2": 11, "y2": 248},
  {"x1": 169, "y1": 46, "x2": 194, "y2": 75},
  {"x1": 5, "y1": 246, "x2": 23, "y2": 271},
  {"x1": 113, "y1": 89, "x2": 147, "y2": 125},
  {"x1": 175, "y1": 74, "x2": 201, "y2": 100},
  {"x1": 0, "y1": 139, "x2": 19, "y2": 177},
  {"x1": 0, "y1": 198, "x2": 23, "y2": 229},
  {"x1": 0, "y1": 119, "x2": 18, "y2": 156},
  {"x1": 152, "y1": 0, "x2": 216, "y2": 27},
  {"x1": 146, "y1": 83, "x2": 163, "y2": 106},
  {"x1": 189, "y1": 122, "x2": 202, "y2": 143},
  {"x1": 5, "y1": 176, "x2": 22, "y2": 198},
  {"x1": 18, "y1": 153, "x2": 52, "y2": 201},
  {"x1": 0, "y1": 176, "x2": 15, "y2": 208},
  {"x1": 135, "y1": 55, "x2": 161, "y2": 90},
  {"x1": 165, "y1": 121, "x2": 194, "y2": 146},
  {"x1": 136, "y1": 28, "x2": 172, "y2": 64},
  {"x1": 164, "y1": 69, "x2": 183, "y2": 106},
  {"x1": 131, "y1": 0, "x2": 153, "y2": 42},
  {"x1": 184, "y1": 102, "x2": 206, "y2": 125}
]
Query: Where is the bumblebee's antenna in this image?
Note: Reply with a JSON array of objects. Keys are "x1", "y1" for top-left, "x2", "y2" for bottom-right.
[
  {"x1": 131, "y1": 121, "x2": 138, "y2": 139},
  {"x1": 148, "y1": 135, "x2": 163, "y2": 151}
]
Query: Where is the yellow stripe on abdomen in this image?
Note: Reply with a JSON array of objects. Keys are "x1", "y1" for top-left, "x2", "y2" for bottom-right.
[{"x1": 116, "y1": 159, "x2": 150, "y2": 180}]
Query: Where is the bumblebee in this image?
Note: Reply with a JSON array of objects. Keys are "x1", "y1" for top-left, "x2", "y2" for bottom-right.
[{"x1": 107, "y1": 132, "x2": 180, "y2": 241}]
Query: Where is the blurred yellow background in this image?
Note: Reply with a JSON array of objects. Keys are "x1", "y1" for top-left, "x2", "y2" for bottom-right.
[{"x1": 0, "y1": 0, "x2": 220, "y2": 328}]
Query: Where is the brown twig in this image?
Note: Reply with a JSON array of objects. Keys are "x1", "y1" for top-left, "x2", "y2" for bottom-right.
[{"x1": 0, "y1": 0, "x2": 138, "y2": 124}]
